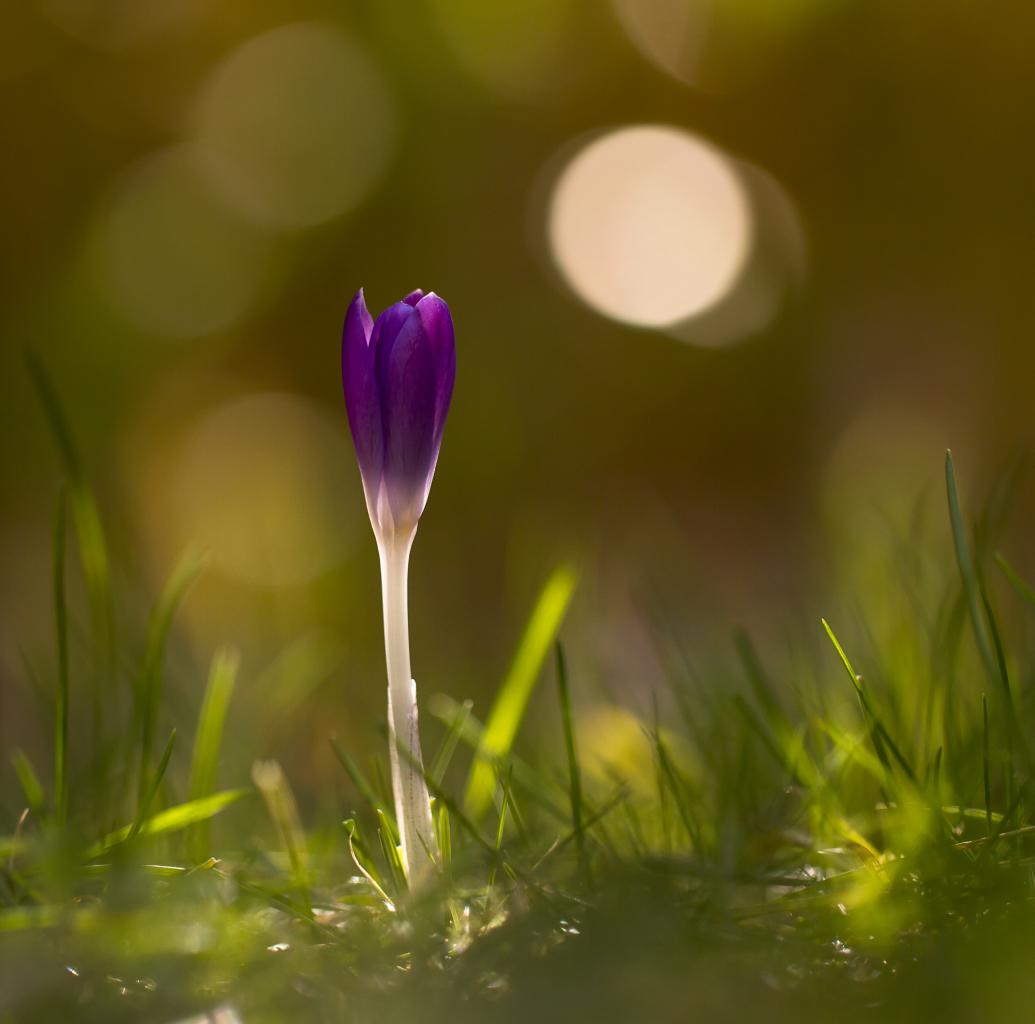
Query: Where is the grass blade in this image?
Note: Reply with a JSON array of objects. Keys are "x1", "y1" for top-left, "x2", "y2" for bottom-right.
[
  {"x1": 188, "y1": 648, "x2": 238, "y2": 858},
  {"x1": 487, "y1": 766, "x2": 513, "y2": 889},
  {"x1": 376, "y1": 807, "x2": 407, "y2": 894},
  {"x1": 330, "y1": 736, "x2": 388, "y2": 821},
  {"x1": 465, "y1": 563, "x2": 577, "y2": 818},
  {"x1": 554, "y1": 642, "x2": 587, "y2": 877},
  {"x1": 431, "y1": 693, "x2": 569, "y2": 822},
  {"x1": 136, "y1": 548, "x2": 206, "y2": 810},
  {"x1": 88, "y1": 789, "x2": 248, "y2": 858},
  {"x1": 982, "y1": 695, "x2": 992, "y2": 837},
  {"x1": 252, "y1": 761, "x2": 310, "y2": 916},
  {"x1": 821, "y1": 618, "x2": 915, "y2": 782},
  {"x1": 26, "y1": 353, "x2": 116, "y2": 708},
  {"x1": 429, "y1": 698, "x2": 473, "y2": 787},
  {"x1": 732, "y1": 694, "x2": 793, "y2": 780},
  {"x1": 947, "y1": 454, "x2": 1024, "y2": 768},
  {"x1": 52, "y1": 490, "x2": 69, "y2": 826},
  {"x1": 345, "y1": 820, "x2": 395, "y2": 910},
  {"x1": 435, "y1": 803, "x2": 453, "y2": 879},
  {"x1": 946, "y1": 451, "x2": 1001, "y2": 689},
  {"x1": 129, "y1": 729, "x2": 177, "y2": 842},
  {"x1": 733, "y1": 630, "x2": 788, "y2": 735},
  {"x1": 10, "y1": 751, "x2": 45, "y2": 817},
  {"x1": 650, "y1": 723, "x2": 700, "y2": 850},
  {"x1": 189, "y1": 648, "x2": 238, "y2": 802},
  {"x1": 995, "y1": 552, "x2": 1035, "y2": 611}
]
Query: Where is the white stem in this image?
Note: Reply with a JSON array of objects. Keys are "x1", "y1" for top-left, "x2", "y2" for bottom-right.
[{"x1": 378, "y1": 531, "x2": 436, "y2": 885}]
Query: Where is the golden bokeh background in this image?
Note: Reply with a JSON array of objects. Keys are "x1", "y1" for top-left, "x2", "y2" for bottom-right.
[{"x1": 2, "y1": 0, "x2": 1033, "y2": 801}]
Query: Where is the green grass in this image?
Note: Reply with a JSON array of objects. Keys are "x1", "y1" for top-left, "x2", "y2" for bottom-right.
[
  {"x1": 8, "y1": 372, "x2": 1035, "y2": 1020},
  {"x1": 464, "y1": 562, "x2": 578, "y2": 819}
]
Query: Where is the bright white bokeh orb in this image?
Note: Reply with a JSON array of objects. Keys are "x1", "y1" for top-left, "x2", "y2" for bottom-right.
[
  {"x1": 666, "y1": 160, "x2": 808, "y2": 348},
  {"x1": 193, "y1": 22, "x2": 397, "y2": 229},
  {"x1": 547, "y1": 126, "x2": 752, "y2": 328}
]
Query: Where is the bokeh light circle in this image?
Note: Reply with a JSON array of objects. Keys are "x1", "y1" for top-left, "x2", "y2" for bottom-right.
[
  {"x1": 37, "y1": 0, "x2": 202, "y2": 50},
  {"x1": 547, "y1": 126, "x2": 752, "y2": 328},
  {"x1": 611, "y1": 0, "x2": 708, "y2": 88},
  {"x1": 611, "y1": 0, "x2": 848, "y2": 94},
  {"x1": 194, "y1": 22, "x2": 397, "y2": 229},
  {"x1": 163, "y1": 393, "x2": 357, "y2": 588},
  {"x1": 665, "y1": 160, "x2": 807, "y2": 348},
  {"x1": 89, "y1": 145, "x2": 272, "y2": 339}
]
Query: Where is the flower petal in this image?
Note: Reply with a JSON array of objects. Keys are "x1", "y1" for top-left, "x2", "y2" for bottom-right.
[
  {"x1": 414, "y1": 293, "x2": 456, "y2": 455},
  {"x1": 341, "y1": 289, "x2": 382, "y2": 491},
  {"x1": 379, "y1": 307, "x2": 440, "y2": 527},
  {"x1": 371, "y1": 300, "x2": 417, "y2": 368},
  {"x1": 403, "y1": 289, "x2": 424, "y2": 306}
]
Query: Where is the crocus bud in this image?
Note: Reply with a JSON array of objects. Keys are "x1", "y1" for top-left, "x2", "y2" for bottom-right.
[
  {"x1": 341, "y1": 287, "x2": 455, "y2": 883},
  {"x1": 342, "y1": 288, "x2": 456, "y2": 543}
]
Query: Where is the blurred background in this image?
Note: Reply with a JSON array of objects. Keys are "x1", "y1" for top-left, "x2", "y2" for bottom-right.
[{"x1": 2, "y1": 0, "x2": 1034, "y2": 807}]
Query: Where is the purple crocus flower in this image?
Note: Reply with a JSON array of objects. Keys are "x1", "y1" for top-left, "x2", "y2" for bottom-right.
[
  {"x1": 342, "y1": 288, "x2": 456, "y2": 541},
  {"x1": 340, "y1": 287, "x2": 455, "y2": 883}
]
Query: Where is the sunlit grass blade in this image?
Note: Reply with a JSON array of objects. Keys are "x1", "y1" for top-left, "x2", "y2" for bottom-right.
[
  {"x1": 397, "y1": 740, "x2": 501, "y2": 865},
  {"x1": 488, "y1": 766, "x2": 513, "y2": 888},
  {"x1": 435, "y1": 803, "x2": 453, "y2": 880},
  {"x1": 821, "y1": 618, "x2": 915, "y2": 783},
  {"x1": 187, "y1": 648, "x2": 238, "y2": 858},
  {"x1": 554, "y1": 642, "x2": 586, "y2": 876},
  {"x1": 464, "y1": 563, "x2": 577, "y2": 818},
  {"x1": 376, "y1": 808, "x2": 407, "y2": 894},
  {"x1": 188, "y1": 647, "x2": 238, "y2": 801},
  {"x1": 345, "y1": 819, "x2": 395, "y2": 910},
  {"x1": 497, "y1": 762, "x2": 530, "y2": 845},
  {"x1": 88, "y1": 789, "x2": 248, "y2": 858},
  {"x1": 815, "y1": 719, "x2": 892, "y2": 785},
  {"x1": 136, "y1": 548, "x2": 206, "y2": 811},
  {"x1": 430, "y1": 693, "x2": 568, "y2": 822},
  {"x1": 52, "y1": 489, "x2": 69, "y2": 826},
  {"x1": 253, "y1": 760, "x2": 311, "y2": 916},
  {"x1": 129, "y1": 729, "x2": 176, "y2": 842}
]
